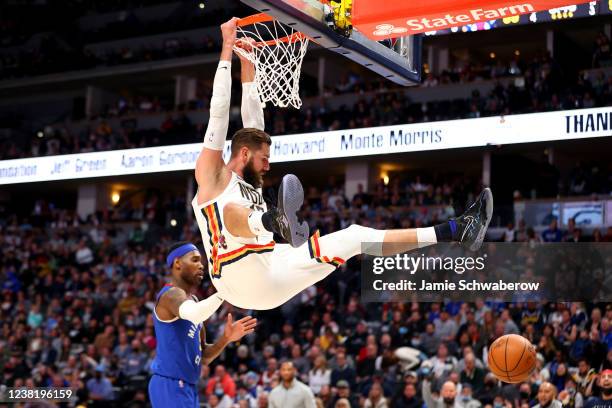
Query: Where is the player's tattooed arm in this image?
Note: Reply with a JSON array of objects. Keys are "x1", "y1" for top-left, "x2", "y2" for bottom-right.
[{"x1": 157, "y1": 287, "x2": 189, "y2": 320}]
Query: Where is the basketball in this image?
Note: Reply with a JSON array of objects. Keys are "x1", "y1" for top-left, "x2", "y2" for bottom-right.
[{"x1": 487, "y1": 334, "x2": 536, "y2": 383}]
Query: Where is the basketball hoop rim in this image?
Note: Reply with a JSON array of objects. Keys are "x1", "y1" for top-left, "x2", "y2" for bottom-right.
[{"x1": 237, "y1": 13, "x2": 313, "y2": 45}]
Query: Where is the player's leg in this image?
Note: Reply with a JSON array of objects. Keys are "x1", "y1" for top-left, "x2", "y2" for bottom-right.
[
  {"x1": 229, "y1": 188, "x2": 493, "y2": 309},
  {"x1": 365, "y1": 187, "x2": 494, "y2": 255},
  {"x1": 225, "y1": 174, "x2": 309, "y2": 247},
  {"x1": 148, "y1": 375, "x2": 173, "y2": 408},
  {"x1": 148, "y1": 375, "x2": 198, "y2": 408},
  {"x1": 258, "y1": 225, "x2": 424, "y2": 309}
]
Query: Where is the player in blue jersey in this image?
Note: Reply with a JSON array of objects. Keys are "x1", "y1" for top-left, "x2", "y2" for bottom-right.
[{"x1": 148, "y1": 241, "x2": 257, "y2": 408}]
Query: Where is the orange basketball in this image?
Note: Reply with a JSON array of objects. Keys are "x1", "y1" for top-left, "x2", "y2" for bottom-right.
[{"x1": 487, "y1": 334, "x2": 536, "y2": 383}]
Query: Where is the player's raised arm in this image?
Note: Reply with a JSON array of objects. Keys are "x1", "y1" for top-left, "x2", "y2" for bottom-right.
[
  {"x1": 158, "y1": 286, "x2": 224, "y2": 325},
  {"x1": 195, "y1": 17, "x2": 239, "y2": 193},
  {"x1": 236, "y1": 38, "x2": 265, "y2": 131}
]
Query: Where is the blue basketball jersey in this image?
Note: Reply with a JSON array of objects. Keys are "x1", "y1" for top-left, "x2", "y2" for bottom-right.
[{"x1": 151, "y1": 284, "x2": 203, "y2": 385}]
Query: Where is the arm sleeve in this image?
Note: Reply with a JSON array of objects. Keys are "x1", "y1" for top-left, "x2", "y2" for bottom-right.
[
  {"x1": 178, "y1": 294, "x2": 224, "y2": 325},
  {"x1": 241, "y1": 82, "x2": 265, "y2": 130},
  {"x1": 203, "y1": 61, "x2": 232, "y2": 150}
]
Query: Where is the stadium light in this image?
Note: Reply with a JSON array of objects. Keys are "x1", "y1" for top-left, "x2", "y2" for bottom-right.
[
  {"x1": 111, "y1": 192, "x2": 120, "y2": 204},
  {"x1": 198, "y1": 2, "x2": 205, "y2": 9},
  {"x1": 36, "y1": 131, "x2": 44, "y2": 138},
  {"x1": 381, "y1": 172, "x2": 389, "y2": 185},
  {"x1": 170, "y1": 219, "x2": 178, "y2": 227}
]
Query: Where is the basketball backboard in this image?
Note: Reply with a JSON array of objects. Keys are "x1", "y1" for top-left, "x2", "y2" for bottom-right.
[{"x1": 240, "y1": 0, "x2": 422, "y2": 86}]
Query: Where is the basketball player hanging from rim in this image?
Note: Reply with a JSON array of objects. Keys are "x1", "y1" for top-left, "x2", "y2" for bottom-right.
[{"x1": 192, "y1": 17, "x2": 494, "y2": 312}]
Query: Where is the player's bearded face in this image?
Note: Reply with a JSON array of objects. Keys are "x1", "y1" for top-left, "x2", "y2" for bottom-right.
[
  {"x1": 243, "y1": 155, "x2": 264, "y2": 189},
  {"x1": 179, "y1": 252, "x2": 205, "y2": 285}
]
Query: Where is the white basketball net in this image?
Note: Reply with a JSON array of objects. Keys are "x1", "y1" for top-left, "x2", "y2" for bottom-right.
[{"x1": 234, "y1": 18, "x2": 309, "y2": 109}]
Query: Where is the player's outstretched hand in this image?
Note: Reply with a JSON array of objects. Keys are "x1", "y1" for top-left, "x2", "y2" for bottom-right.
[
  {"x1": 221, "y1": 17, "x2": 239, "y2": 48},
  {"x1": 224, "y1": 313, "x2": 257, "y2": 341}
]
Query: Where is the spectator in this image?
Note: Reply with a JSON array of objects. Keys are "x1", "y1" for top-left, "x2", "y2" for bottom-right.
[
  {"x1": 363, "y1": 382, "x2": 388, "y2": 408},
  {"x1": 256, "y1": 391, "x2": 269, "y2": 408},
  {"x1": 235, "y1": 382, "x2": 257, "y2": 407},
  {"x1": 541, "y1": 219, "x2": 563, "y2": 242},
  {"x1": 500, "y1": 310, "x2": 520, "y2": 335},
  {"x1": 533, "y1": 382, "x2": 562, "y2": 408},
  {"x1": 94, "y1": 325, "x2": 115, "y2": 351},
  {"x1": 457, "y1": 383, "x2": 482, "y2": 408},
  {"x1": 434, "y1": 311, "x2": 458, "y2": 342},
  {"x1": 334, "y1": 398, "x2": 351, "y2": 408},
  {"x1": 420, "y1": 323, "x2": 442, "y2": 356},
  {"x1": 121, "y1": 339, "x2": 148, "y2": 378},
  {"x1": 558, "y1": 377, "x2": 583, "y2": 408},
  {"x1": 75, "y1": 238, "x2": 94, "y2": 266},
  {"x1": 427, "y1": 343, "x2": 457, "y2": 379},
  {"x1": 331, "y1": 352, "x2": 356, "y2": 388},
  {"x1": 86, "y1": 365, "x2": 114, "y2": 403},
  {"x1": 422, "y1": 379, "x2": 458, "y2": 408},
  {"x1": 309, "y1": 355, "x2": 331, "y2": 395},
  {"x1": 269, "y1": 361, "x2": 316, "y2": 408},
  {"x1": 461, "y1": 353, "x2": 486, "y2": 393},
  {"x1": 585, "y1": 369, "x2": 612, "y2": 407},
  {"x1": 357, "y1": 343, "x2": 380, "y2": 379},
  {"x1": 573, "y1": 359, "x2": 597, "y2": 399},
  {"x1": 292, "y1": 344, "x2": 311, "y2": 375},
  {"x1": 206, "y1": 365, "x2": 237, "y2": 399},
  {"x1": 390, "y1": 382, "x2": 422, "y2": 408},
  {"x1": 331, "y1": 380, "x2": 359, "y2": 408}
]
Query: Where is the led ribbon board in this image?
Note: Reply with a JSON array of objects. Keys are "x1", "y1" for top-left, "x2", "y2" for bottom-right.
[{"x1": 352, "y1": 0, "x2": 595, "y2": 38}]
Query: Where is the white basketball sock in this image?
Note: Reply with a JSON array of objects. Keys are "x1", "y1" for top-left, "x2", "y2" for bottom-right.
[{"x1": 416, "y1": 227, "x2": 438, "y2": 244}]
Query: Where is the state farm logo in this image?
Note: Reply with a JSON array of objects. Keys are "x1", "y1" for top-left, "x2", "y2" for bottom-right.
[
  {"x1": 373, "y1": 24, "x2": 408, "y2": 36},
  {"x1": 399, "y1": 3, "x2": 535, "y2": 32}
]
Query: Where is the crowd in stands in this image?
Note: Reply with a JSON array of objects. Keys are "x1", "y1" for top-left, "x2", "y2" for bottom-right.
[
  {"x1": 0, "y1": 1, "x2": 240, "y2": 73},
  {"x1": 0, "y1": 39, "x2": 612, "y2": 163},
  {"x1": 1, "y1": 175, "x2": 612, "y2": 407},
  {"x1": 1, "y1": 51, "x2": 611, "y2": 163},
  {"x1": 267, "y1": 52, "x2": 611, "y2": 135},
  {"x1": 0, "y1": 0, "x2": 238, "y2": 47},
  {"x1": 0, "y1": 33, "x2": 221, "y2": 80}
]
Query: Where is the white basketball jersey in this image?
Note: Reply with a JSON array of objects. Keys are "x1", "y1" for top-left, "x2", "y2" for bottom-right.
[{"x1": 192, "y1": 172, "x2": 275, "y2": 290}]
